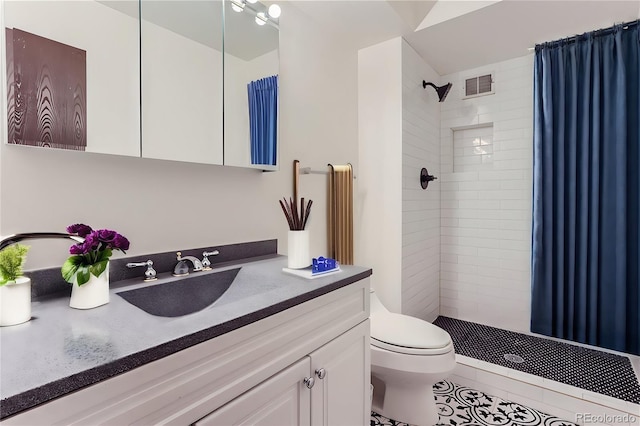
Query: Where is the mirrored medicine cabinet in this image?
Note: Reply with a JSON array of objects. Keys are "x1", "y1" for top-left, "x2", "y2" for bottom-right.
[{"x1": 2, "y1": 0, "x2": 279, "y2": 169}]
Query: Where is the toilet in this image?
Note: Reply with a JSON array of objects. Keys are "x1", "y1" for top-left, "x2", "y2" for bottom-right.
[{"x1": 370, "y1": 289, "x2": 456, "y2": 426}]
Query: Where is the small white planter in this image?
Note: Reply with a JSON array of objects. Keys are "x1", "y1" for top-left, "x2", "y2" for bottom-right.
[
  {"x1": 288, "y1": 230, "x2": 311, "y2": 269},
  {"x1": 0, "y1": 276, "x2": 32, "y2": 326},
  {"x1": 69, "y1": 265, "x2": 110, "y2": 310}
]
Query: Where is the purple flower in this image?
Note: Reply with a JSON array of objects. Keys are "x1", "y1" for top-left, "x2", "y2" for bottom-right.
[
  {"x1": 113, "y1": 234, "x2": 130, "y2": 251},
  {"x1": 69, "y1": 244, "x2": 85, "y2": 255},
  {"x1": 82, "y1": 233, "x2": 100, "y2": 252},
  {"x1": 67, "y1": 223, "x2": 93, "y2": 237},
  {"x1": 96, "y1": 229, "x2": 117, "y2": 244}
]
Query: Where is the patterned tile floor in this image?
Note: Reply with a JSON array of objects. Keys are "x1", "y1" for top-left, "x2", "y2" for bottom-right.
[{"x1": 371, "y1": 381, "x2": 578, "y2": 426}]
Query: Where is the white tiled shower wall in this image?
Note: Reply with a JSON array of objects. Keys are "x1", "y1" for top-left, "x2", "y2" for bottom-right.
[
  {"x1": 440, "y1": 55, "x2": 534, "y2": 333},
  {"x1": 401, "y1": 41, "x2": 441, "y2": 322}
]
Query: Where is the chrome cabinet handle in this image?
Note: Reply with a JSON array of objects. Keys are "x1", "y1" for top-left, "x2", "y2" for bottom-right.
[
  {"x1": 303, "y1": 377, "x2": 315, "y2": 389},
  {"x1": 315, "y1": 368, "x2": 326, "y2": 379}
]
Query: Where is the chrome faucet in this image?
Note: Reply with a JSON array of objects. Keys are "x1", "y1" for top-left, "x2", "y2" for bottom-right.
[
  {"x1": 173, "y1": 252, "x2": 203, "y2": 276},
  {"x1": 0, "y1": 232, "x2": 85, "y2": 251},
  {"x1": 127, "y1": 260, "x2": 157, "y2": 282},
  {"x1": 201, "y1": 250, "x2": 219, "y2": 270}
]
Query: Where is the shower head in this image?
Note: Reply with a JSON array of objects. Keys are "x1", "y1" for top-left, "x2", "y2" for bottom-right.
[{"x1": 422, "y1": 81, "x2": 452, "y2": 102}]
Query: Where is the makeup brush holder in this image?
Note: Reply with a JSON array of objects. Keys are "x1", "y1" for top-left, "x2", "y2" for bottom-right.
[{"x1": 288, "y1": 230, "x2": 311, "y2": 269}]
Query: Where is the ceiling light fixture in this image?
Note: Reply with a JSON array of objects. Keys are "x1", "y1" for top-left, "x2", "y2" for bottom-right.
[
  {"x1": 267, "y1": 4, "x2": 281, "y2": 19},
  {"x1": 246, "y1": 0, "x2": 257, "y2": 3},
  {"x1": 255, "y1": 12, "x2": 268, "y2": 25},
  {"x1": 230, "y1": 0, "x2": 245, "y2": 12}
]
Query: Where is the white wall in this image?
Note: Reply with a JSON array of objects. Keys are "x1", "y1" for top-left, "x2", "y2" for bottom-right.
[
  {"x1": 3, "y1": 0, "x2": 139, "y2": 156},
  {"x1": 400, "y1": 40, "x2": 441, "y2": 322},
  {"x1": 357, "y1": 37, "x2": 403, "y2": 312},
  {"x1": 439, "y1": 54, "x2": 534, "y2": 332},
  {"x1": 0, "y1": 3, "x2": 359, "y2": 271}
]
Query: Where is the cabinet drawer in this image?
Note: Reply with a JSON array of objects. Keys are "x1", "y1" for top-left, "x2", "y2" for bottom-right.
[{"x1": 194, "y1": 358, "x2": 312, "y2": 426}]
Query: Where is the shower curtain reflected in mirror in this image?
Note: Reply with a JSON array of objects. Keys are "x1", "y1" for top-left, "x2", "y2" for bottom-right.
[
  {"x1": 531, "y1": 21, "x2": 640, "y2": 355},
  {"x1": 248, "y1": 75, "x2": 278, "y2": 166}
]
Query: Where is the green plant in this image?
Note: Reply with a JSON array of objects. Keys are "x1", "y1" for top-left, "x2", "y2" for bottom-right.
[{"x1": 0, "y1": 244, "x2": 29, "y2": 285}]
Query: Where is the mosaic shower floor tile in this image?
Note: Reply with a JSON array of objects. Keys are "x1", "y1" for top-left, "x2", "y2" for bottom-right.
[
  {"x1": 432, "y1": 316, "x2": 640, "y2": 404},
  {"x1": 371, "y1": 380, "x2": 578, "y2": 426}
]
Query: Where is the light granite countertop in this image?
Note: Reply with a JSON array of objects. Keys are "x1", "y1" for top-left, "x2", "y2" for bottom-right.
[{"x1": 0, "y1": 255, "x2": 372, "y2": 419}]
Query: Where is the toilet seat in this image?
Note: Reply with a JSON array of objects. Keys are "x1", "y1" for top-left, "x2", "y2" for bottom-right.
[{"x1": 371, "y1": 312, "x2": 453, "y2": 356}]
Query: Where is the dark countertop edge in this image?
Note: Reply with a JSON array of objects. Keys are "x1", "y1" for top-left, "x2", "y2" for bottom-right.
[{"x1": 0, "y1": 269, "x2": 372, "y2": 420}]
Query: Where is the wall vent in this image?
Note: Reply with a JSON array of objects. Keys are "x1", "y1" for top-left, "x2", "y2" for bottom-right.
[{"x1": 464, "y1": 74, "x2": 494, "y2": 98}]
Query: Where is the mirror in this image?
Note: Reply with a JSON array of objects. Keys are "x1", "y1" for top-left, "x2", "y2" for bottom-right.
[
  {"x1": 3, "y1": 0, "x2": 140, "y2": 157},
  {"x1": 140, "y1": 0, "x2": 224, "y2": 165},
  {"x1": 223, "y1": 0, "x2": 279, "y2": 169},
  {"x1": 3, "y1": 0, "x2": 279, "y2": 169}
]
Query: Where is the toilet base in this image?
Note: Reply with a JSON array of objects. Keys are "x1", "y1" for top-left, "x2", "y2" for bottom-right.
[{"x1": 371, "y1": 373, "x2": 439, "y2": 426}]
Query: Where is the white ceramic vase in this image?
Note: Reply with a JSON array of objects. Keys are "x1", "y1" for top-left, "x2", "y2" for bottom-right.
[
  {"x1": 288, "y1": 230, "x2": 311, "y2": 269},
  {"x1": 69, "y1": 263, "x2": 110, "y2": 309},
  {"x1": 0, "y1": 276, "x2": 32, "y2": 326}
]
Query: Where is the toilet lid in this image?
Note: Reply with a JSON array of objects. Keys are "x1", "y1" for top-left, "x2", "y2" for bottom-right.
[{"x1": 370, "y1": 312, "x2": 452, "y2": 350}]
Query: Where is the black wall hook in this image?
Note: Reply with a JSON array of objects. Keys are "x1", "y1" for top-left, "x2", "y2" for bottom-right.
[{"x1": 420, "y1": 168, "x2": 437, "y2": 189}]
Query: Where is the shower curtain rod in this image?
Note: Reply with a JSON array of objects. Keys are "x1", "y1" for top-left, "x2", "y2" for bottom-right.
[{"x1": 529, "y1": 19, "x2": 639, "y2": 50}]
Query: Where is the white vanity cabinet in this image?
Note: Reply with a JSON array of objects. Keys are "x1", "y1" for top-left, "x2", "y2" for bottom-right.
[
  {"x1": 196, "y1": 320, "x2": 370, "y2": 426},
  {"x1": 3, "y1": 277, "x2": 370, "y2": 426}
]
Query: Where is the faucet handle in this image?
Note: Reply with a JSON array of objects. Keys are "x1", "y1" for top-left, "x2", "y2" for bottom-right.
[
  {"x1": 202, "y1": 250, "x2": 220, "y2": 270},
  {"x1": 126, "y1": 260, "x2": 157, "y2": 282}
]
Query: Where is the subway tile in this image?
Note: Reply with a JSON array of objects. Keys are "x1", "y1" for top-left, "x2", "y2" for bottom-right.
[
  {"x1": 441, "y1": 200, "x2": 460, "y2": 209},
  {"x1": 441, "y1": 245, "x2": 478, "y2": 256},
  {"x1": 457, "y1": 180, "x2": 502, "y2": 191},
  {"x1": 500, "y1": 208, "x2": 531, "y2": 220},
  {"x1": 459, "y1": 199, "x2": 501, "y2": 209},
  {"x1": 494, "y1": 158, "x2": 532, "y2": 170},
  {"x1": 439, "y1": 306, "x2": 458, "y2": 318},
  {"x1": 440, "y1": 171, "x2": 479, "y2": 182},
  {"x1": 493, "y1": 117, "x2": 532, "y2": 130},
  {"x1": 501, "y1": 199, "x2": 531, "y2": 210},
  {"x1": 478, "y1": 170, "x2": 525, "y2": 180},
  {"x1": 493, "y1": 148, "x2": 533, "y2": 161}
]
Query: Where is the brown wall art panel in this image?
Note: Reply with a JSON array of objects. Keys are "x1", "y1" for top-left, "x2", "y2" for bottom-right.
[{"x1": 6, "y1": 28, "x2": 86, "y2": 150}]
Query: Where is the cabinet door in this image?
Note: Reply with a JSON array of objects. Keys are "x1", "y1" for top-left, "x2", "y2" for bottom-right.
[
  {"x1": 195, "y1": 358, "x2": 311, "y2": 426},
  {"x1": 310, "y1": 320, "x2": 370, "y2": 426}
]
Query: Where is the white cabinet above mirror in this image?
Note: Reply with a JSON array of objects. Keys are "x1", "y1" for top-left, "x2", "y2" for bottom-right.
[{"x1": 3, "y1": 0, "x2": 140, "y2": 157}]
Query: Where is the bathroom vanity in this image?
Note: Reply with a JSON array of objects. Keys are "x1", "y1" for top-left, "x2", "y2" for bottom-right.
[{"x1": 0, "y1": 256, "x2": 371, "y2": 425}]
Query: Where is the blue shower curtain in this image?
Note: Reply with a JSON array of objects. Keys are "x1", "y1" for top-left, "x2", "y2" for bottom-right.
[
  {"x1": 248, "y1": 75, "x2": 278, "y2": 166},
  {"x1": 531, "y1": 22, "x2": 640, "y2": 355}
]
